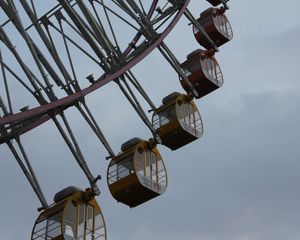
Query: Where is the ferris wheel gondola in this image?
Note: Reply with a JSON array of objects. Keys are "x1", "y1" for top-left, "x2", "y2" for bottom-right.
[
  {"x1": 180, "y1": 49, "x2": 223, "y2": 99},
  {"x1": 107, "y1": 138, "x2": 167, "y2": 208},
  {"x1": 31, "y1": 187, "x2": 106, "y2": 240},
  {"x1": 193, "y1": 7, "x2": 233, "y2": 50},
  {"x1": 152, "y1": 92, "x2": 203, "y2": 150}
]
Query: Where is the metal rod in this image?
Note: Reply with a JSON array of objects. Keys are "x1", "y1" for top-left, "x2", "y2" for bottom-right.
[
  {"x1": 158, "y1": 41, "x2": 199, "y2": 98},
  {"x1": 95, "y1": 0, "x2": 120, "y2": 51},
  {"x1": 15, "y1": 137, "x2": 48, "y2": 208},
  {"x1": 24, "y1": 0, "x2": 76, "y2": 31},
  {"x1": 0, "y1": 60, "x2": 36, "y2": 95},
  {"x1": 57, "y1": 16, "x2": 80, "y2": 91},
  {"x1": 76, "y1": 0, "x2": 116, "y2": 56},
  {"x1": 6, "y1": 140, "x2": 49, "y2": 209},
  {"x1": 1, "y1": 1, "x2": 57, "y2": 102},
  {"x1": 117, "y1": 77, "x2": 160, "y2": 143},
  {"x1": 94, "y1": 0, "x2": 139, "y2": 31},
  {"x1": 0, "y1": 23, "x2": 47, "y2": 104},
  {"x1": 20, "y1": 0, "x2": 75, "y2": 91},
  {"x1": 51, "y1": 113, "x2": 96, "y2": 186},
  {"x1": 49, "y1": 19, "x2": 101, "y2": 66},
  {"x1": 78, "y1": 102, "x2": 115, "y2": 157},
  {"x1": 125, "y1": 71, "x2": 156, "y2": 110},
  {"x1": 0, "y1": 49, "x2": 13, "y2": 114},
  {"x1": 59, "y1": 0, "x2": 111, "y2": 72},
  {"x1": 184, "y1": 9, "x2": 218, "y2": 52}
]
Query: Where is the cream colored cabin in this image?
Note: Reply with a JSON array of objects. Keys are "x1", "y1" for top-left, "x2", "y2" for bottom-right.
[
  {"x1": 152, "y1": 92, "x2": 203, "y2": 150},
  {"x1": 107, "y1": 138, "x2": 167, "y2": 208},
  {"x1": 31, "y1": 187, "x2": 106, "y2": 240}
]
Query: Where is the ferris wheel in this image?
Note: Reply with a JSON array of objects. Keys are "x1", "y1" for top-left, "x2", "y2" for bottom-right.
[{"x1": 0, "y1": 0, "x2": 233, "y2": 239}]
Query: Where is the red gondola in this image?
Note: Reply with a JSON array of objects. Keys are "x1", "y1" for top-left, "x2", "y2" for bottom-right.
[
  {"x1": 193, "y1": 8, "x2": 233, "y2": 50},
  {"x1": 180, "y1": 49, "x2": 223, "y2": 99}
]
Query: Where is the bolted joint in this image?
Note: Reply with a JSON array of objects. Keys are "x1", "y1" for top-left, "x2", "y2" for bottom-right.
[
  {"x1": 148, "y1": 137, "x2": 159, "y2": 149},
  {"x1": 186, "y1": 92, "x2": 194, "y2": 102}
]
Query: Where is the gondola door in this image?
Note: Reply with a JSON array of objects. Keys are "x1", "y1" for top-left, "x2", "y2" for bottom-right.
[{"x1": 61, "y1": 201, "x2": 105, "y2": 240}]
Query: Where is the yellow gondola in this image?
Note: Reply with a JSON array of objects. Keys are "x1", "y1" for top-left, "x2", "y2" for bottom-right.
[
  {"x1": 193, "y1": 8, "x2": 233, "y2": 50},
  {"x1": 152, "y1": 92, "x2": 203, "y2": 150},
  {"x1": 180, "y1": 49, "x2": 223, "y2": 99},
  {"x1": 107, "y1": 138, "x2": 167, "y2": 208},
  {"x1": 31, "y1": 187, "x2": 106, "y2": 240}
]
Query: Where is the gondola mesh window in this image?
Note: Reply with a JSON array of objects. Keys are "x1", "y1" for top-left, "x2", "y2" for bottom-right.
[
  {"x1": 32, "y1": 203, "x2": 65, "y2": 240},
  {"x1": 177, "y1": 102, "x2": 202, "y2": 137},
  {"x1": 64, "y1": 202, "x2": 77, "y2": 238},
  {"x1": 108, "y1": 156, "x2": 133, "y2": 184},
  {"x1": 94, "y1": 208, "x2": 106, "y2": 239},
  {"x1": 153, "y1": 106, "x2": 176, "y2": 129}
]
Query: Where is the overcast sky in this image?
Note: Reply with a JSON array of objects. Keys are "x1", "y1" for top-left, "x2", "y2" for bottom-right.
[{"x1": 1, "y1": 0, "x2": 300, "y2": 240}]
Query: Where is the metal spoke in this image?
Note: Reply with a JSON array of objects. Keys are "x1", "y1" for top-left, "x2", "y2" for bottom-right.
[
  {"x1": 0, "y1": 59, "x2": 36, "y2": 96},
  {"x1": 6, "y1": 139, "x2": 49, "y2": 209},
  {"x1": 116, "y1": 76, "x2": 160, "y2": 143},
  {"x1": 0, "y1": 49, "x2": 13, "y2": 114}
]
